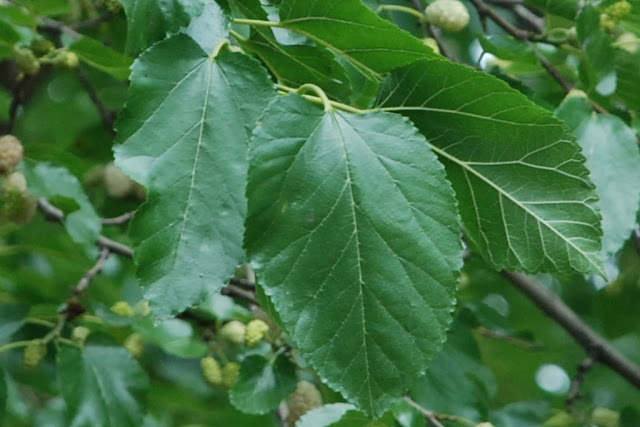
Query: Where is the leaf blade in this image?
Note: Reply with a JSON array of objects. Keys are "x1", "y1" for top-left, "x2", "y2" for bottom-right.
[
  {"x1": 378, "y1": 59, "x2": 604, "y2": 276},
  {"x1": 277, "y1": 0, "x2": 435, "y2": 76},
  {"x1": 229, "y1": 354, "x2": 297, "y2": 414},
  {"x1": 57, "y1": 345, "x2": 149, "y2": 427},
  {"x1": 245, "y1": 95, "x2": 462, "y2": 415},
  {"x1": 114, "y1": 34, "x2": 276, "y2": 318},
  {"x1": 21, "y1": 162, "x2": 101, "y2": 248},
  {"x1": 556, "y1": 95, "x2": 640, "y2": 256}
]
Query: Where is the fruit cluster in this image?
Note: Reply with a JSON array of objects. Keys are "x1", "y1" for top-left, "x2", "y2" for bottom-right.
[{"x1": 0, "y1": 135, "x2": 36, "y2": 225}]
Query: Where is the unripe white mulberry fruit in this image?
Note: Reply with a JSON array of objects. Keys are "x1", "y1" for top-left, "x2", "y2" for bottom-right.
[
  {"x1": 422, "y1": 37, "x2": 441, "y2": 54},
  {"x1": 218, "y1": 320, "x2": 246, "y2": 346},
  {"x1": 124, "y1": 333, "x2": 144, "y2": 358},
  {"x1": 14, "y1": 47, "x2": 40, "y2": 76},
  {"x1": 286, "y1": 381, "x2": 323, "y2": 427},
  {"x1": 221, "y1": 362, "x2": 240, "y2": 388},
  {"x1": 1, "y1": 172, "x2": 37, "y2": 225},
  {"x1": 201, "y1": 356, "x2": 223, "y2": 386},
  {"x1": 111, "y1": 301, "x2": 135, "y2": 317},
  {"x1": 23, "y1": 341, "x2": 47, "y2": 369},
  {"x1": 54, "y1": 51, "x2": 79, "y2": 70},
  {"x1": 591, "y1": 407, "x2": 619, "y2": 427},
  {"x1": 425, "y1": 0, "x2": 470, "y2": 32},
  {"x1": 2, "y1": 171, "x2": 27, "y2": 193},
  {"x1": 616, "y1": 32, "x2": 639, "y2": 53},
  {"x1": 104, "y1": 162, "x2": 134, "y2": 198},
  {"x1": 71, "y1": 326, "x2": 91, "y2": 345},
  {"x1": 0, "y1": 135, "x2": 24, "y2": 173},
  {"x1": 245, "y1": 319, "x2": 269, "y2": 347}
]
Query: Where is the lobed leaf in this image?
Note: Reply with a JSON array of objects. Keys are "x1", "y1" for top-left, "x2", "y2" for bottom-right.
[
  {"x1": 114, "y1": 32, "x2": 276, "y2": 318},
  {"x1": 245, "y1": 94, "x2": 462, "y2": 415},
  {"x1": 378, "y1": 59, "x2": 604, "y2": 276}
]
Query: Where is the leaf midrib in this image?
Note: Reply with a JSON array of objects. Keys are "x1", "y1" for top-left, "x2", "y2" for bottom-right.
[{"x1": 331, "y1": 111, "x2": 375, "y2": 415}]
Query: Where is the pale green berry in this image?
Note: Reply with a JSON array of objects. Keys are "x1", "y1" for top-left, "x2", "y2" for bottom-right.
[
  {"x1": 124, "y1": 333, "x2": 144, "y2": 358},
  {"x1": 201, "y1": 356, "x2": 223, "y2": 386},
  {"x1": 0, "y1": 135, "x2": 24, "y2": 173},
  {"x1": 425, "y1": 0, "x2": 470, "y2": 32},
  {"x1": 286, "y1": 381, "x2": 323, "y2": 426},
  {"x1": 23, "y1": 341, "x2": 47, "y2": 369},
  {"x1": 245, "y1": 319, "x2": 269, "y2": 347},
  {"x1": 111, "y1": 301, "x2": 135, "y2": 317},
  {"x1": 71, "y1": 326, "x2": 91, "y2": 345},
  {"x1": 218, "y1": 320, "x2": 246, "y2": 346},
  {"x1": 221, "y1": 362, "x2": 240, "y2": 388}
]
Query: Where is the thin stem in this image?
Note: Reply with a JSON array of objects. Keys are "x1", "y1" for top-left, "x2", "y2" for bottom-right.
[
  {"x1": 39, "y1": 17, "x2": 83, "y2": 39},
  {"x1": 502, "y1": 271, "x2": 640, "y2": 391},
  {"x1": 37, "y1": 198, "x2": 64, "y2": 221},
  {"x1": 211, "y1": 38, "x2": 232, "y2": 58},
  {"x1": 476, "y1": 326, "x2": 545, "y2": 351},
  {"x1": 102, "y1": 211, "x2": 135, "y2": 226},
  {"x1": 408, "y1": 0, "x2": 425, "y2": 13},
  {"x1": 427, "y1": 25, "x2": 459, "y2": 62},
  {"x1": 42, "y1": 316, "x2": 65, "y2": 343},
  {"x1": 229, "y1": 29, "x2": 247, "y2": 43},
  {"x1": 25, "y1": 318, "x2": 57, "y2": 328},
  {"x1": 0, "y1": 340, "x2": 35, "y2": 354},
  {"x1": 97, "y1": 236, "x2": 133, "y2": 258},
  {"x1": 230, "y1": 277, "x2": 255, "y2": 290},
  {"x1": 73, "y1": 247, "x2": 111, "y2": 296},
  {"x1": 75, "y1": 65, "x2": 116, "y2": 132},
  {"x1": 378, "y1": 5, "x2": 427, "y2": 21},
  {"x1": 221, "y1": 285, "x2": 259, "y2": 306},
  {"x1": 404, "y1": 397, "x2": 475, "y2": 427},
  {"x1": 277, "y1": 84, "x2": 368, "y2": 114},
  {"x1": 233, "y1": 18, "x2": 280, "y2": 28},
  {"x1": 467, "y1": 0, "x2": 533, "y2": 40},
  {"x1": 37, "y1": 198, "x2": 135, "y2": 259},
  {"x1": 57, "y1": 337, "x2": 82, "y2": 347},
  {"x1": 566, "y1": 355, "x2": 595, "y2": 410},
  {"x1": 70, "y1": 12, "x2": 113, "y2": 31},
  {"x1": 296, "y1": 84, "x2": 333, "y2": 111},
  {"x1": 536, "y1": 52, "x2": 573, "y2": 92}
]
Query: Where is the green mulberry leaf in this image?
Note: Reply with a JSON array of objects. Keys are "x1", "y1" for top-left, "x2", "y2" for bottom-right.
[
  {"x1": 114, "y1": 33, "x2": 276, "y2": 318},
  {"x1": 229, "y1": 354, "x2": 297, "y2": 414},
  {"x1": 57, "y1": 345, "x2": 149, "y2": 427},
  {"x1": 245, "y1": 94, "x2": 462, "y2": 415},
  {"x1": 378, "y1": 59, "x2": 604, "y2": 276},
  {"x1": 556, "y1": 95, "x2": 640, "y2": 256}
]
